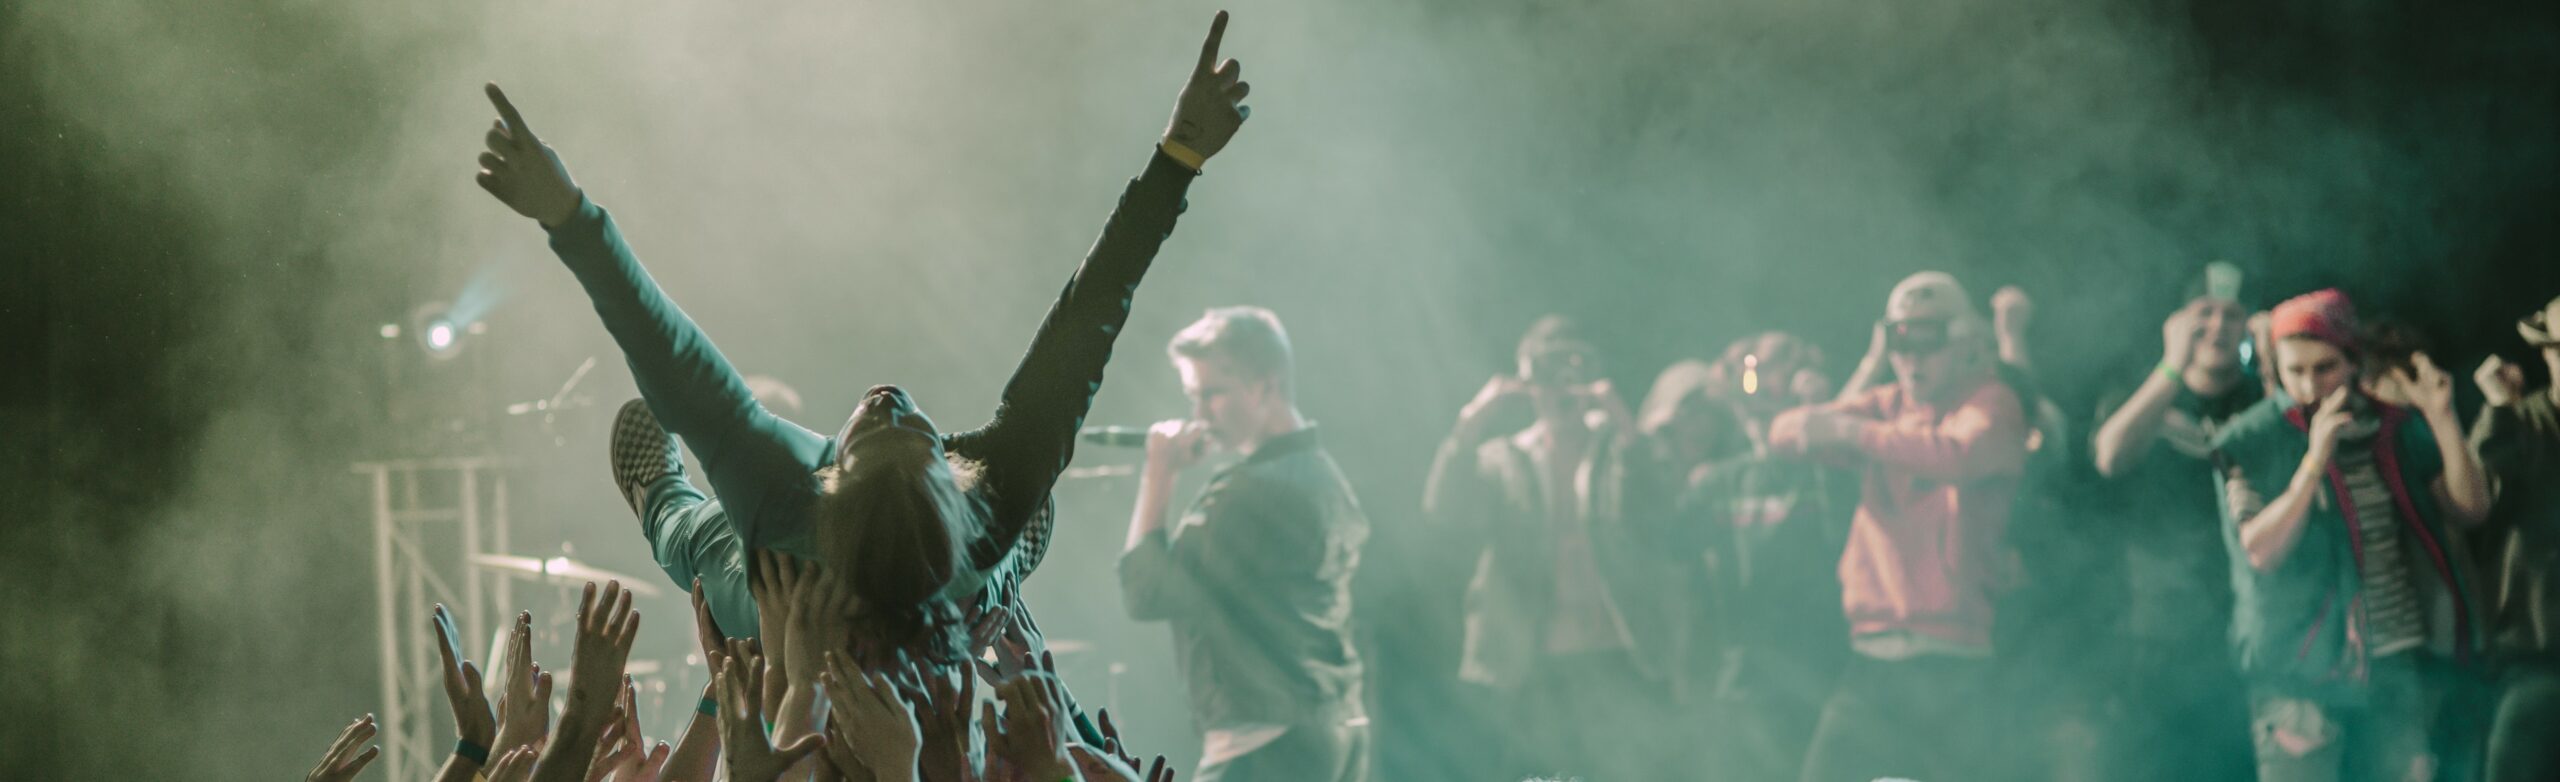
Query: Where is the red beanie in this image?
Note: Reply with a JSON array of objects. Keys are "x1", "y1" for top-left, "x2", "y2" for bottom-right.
[{"x1": 2271, "y1": 288, "x2": 2359, "y2": 351}]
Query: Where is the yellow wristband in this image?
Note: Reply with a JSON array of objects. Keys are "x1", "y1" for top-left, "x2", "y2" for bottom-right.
[{"x1": 1159, "y1": 139, "x2": 1206, "y2": 172}]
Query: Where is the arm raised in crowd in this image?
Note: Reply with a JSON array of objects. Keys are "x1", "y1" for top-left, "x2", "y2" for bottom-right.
[
  {"x1": 659, "y1": 580, "x2": 732, "y2": 782},
  {"x1": 2397, "y1": 353, "x2": 2493, "y2": 526},
  {"x1": 530, "y1": 581, "x2": 643, "y2": 782},
  {"x1": 1423, "y1": 376, "x2": 1525, "y2": 529},
  {"x1": 303, "y1": 715, "x2": 381, "y2": 782},
  {"x1": 430, "y1": 605, "x2": 498, "y2": 782},
  {"x1": 958, "y1": 12, "x2": 1245, "y2": 571},
  {"x1": 715, "y1": 648, "x2": 829, "y2": 782},
  {"x1": 820, "y1": 651, "x2": 923, "y2": 782},
  {"x1": 475, "y1": 83, "x2": 829, "y2": 536},
  {"x1": 2094, "y1": 304, "x2": 2209, "y2": 476}
]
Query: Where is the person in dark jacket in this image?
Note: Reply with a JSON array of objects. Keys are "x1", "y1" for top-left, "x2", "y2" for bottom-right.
[
  {"x1": 2470, "y1": 293, "x2": 2560, "y2": 782},
  {"x1": 469, "y1": 12, "x2": 1252, "y2": 664},
  {"x1": 1120, "y1": 306, "x2": 1371, "y2": 782}
]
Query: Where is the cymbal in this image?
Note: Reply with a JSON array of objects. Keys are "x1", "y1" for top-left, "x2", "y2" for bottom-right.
[{"x1": 472, "y1": 553, "x2": 664, "y2": 598}]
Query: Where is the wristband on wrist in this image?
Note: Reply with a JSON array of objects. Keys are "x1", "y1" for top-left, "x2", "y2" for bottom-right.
[
  {"x1": 2156, "y1": 361, "x2": 2181, "y2": 381},
  {"x1": 1159, "y1": 139, "x2": 1206, "y2": 172},
  {"x1": 455, "y1": 738, "x2": 491, "y2": 765}
]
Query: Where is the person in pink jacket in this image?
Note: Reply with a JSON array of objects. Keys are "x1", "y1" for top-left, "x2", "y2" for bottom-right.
[{"x1": 1769, "y1": 271, "x2": 2032, "y2": 782}]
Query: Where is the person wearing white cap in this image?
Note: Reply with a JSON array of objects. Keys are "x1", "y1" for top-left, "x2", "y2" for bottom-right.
[{"x1": 1768, "y1": 271, "x2": 2031, "y2": 782}]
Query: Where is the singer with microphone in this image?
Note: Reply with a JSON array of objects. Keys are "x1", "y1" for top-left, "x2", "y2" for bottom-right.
[{"x1": 1118, "y1": 306, "x2": 1372, "y2": 782}]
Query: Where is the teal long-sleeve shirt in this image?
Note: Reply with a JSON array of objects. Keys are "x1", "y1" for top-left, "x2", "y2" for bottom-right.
[{"x1": 542, "y1": 149, "x2": 1198, "y2": 610}]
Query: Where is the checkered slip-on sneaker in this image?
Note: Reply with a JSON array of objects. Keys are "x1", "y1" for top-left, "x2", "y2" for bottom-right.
[{"x1": 610, "y1": 398, "x2": 685, "y2": 517}]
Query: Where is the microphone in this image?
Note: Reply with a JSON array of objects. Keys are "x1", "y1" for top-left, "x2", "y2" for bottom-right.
[{"x1": 1078, "y1": 426, "x2": 1152, "y2": 448}]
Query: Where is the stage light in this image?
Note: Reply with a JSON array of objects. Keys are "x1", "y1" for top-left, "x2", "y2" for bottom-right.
[
  {"x1": 409, "y1": 302, "x2": 467, "y2": 360},
  {"x1": 1742, "y1": 354, "x2": 1761, "y2": 396}
]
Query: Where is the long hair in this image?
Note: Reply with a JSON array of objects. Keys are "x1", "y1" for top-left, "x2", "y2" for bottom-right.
[{"x1": 812, "y1": 452, "x2": 986, "y2": 665}]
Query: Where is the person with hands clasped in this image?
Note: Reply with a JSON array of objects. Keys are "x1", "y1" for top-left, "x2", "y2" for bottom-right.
[{"x1": 2211, "y1": 288, "x2": 2492, "y2": 782}]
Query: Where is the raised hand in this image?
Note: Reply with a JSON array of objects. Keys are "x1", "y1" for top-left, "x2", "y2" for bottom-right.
[
  {"x1": 984, "y1": 672, "x2": 1076, "y2": 782},
  {"x1": 1454, "y1": 375, "x2": 1531, "y2": 439},
  {"x1": 2477, "y1": 355, "x2": 2528, "y2": 408},
  {"x1": 305, "y1": 715, "x2": 382, "y2": 782},
  {"x1": 782, "y1": 562, "x2": 852, "y2": 695},
  {"x1": 492, "y1": 611, "x2": 554, "y2": 757},
  {"x1": 2395, "y1": 352, "x2": 2457, "y2": 419},
  {"x1": 588, "y1": 677, "x2": 655, "y2": 782},
  {"x1": 486, "y1": 746, "x2": 540, "y2": 782},
  {"x1": 1067, "y1": 745, "x2": 1142, "y2": 782},
  {"x1": 751, "y1": 551, "x2": 795, "y2": 695},
  {"x1": 572, "y1": 581, "x2": 644, "y2": 702},
  {"x1": 2162, "y1": 303, "x2": 2205, "y2": 371},
  {"x1": 717, "y1": 652, "x2": 828, "y2": 782},
  {"x1": 1160, "y1": 11, "x2": 1250, "y2": 166},
  {"x1": 913, "y1": 665, "x2": 987, "y2": 782},
  {"x1": 691, "y1": 578, "x2": 730, "y2": 672},
  {"x1": 822, "y1": 651, "x2": 924, "y2": 782},
  {"x1": 1093, "y1": 709, "x2": 1142, "y2": 772},
  {"x1": 1992, "y1": 285, "x2": 2034, "y2": 342},
  {"x1": 475, "y1": 83, "x2": 583, "y2": 228},
  {"x1": 432, "y1": 605, "x2": 498, "y2": 749}
]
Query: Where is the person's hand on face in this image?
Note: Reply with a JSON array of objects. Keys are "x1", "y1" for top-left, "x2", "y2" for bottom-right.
[
  {"x1": 1570, "y1": 379, "x2": 1636, "y2": 434},
  {"x1": 2304, "y1": 387, "x2": 2355, "y2": 468}
]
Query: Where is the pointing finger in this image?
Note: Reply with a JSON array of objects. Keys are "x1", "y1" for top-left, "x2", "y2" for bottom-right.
[
  {"x1": 1195, "y1": 11, "x2": 1229, "y2": 76},
  {"x1": 484, "y1": 83, "x2": 537, "y2": 146}
]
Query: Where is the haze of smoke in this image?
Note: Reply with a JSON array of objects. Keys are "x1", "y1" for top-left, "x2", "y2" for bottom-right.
[{"x1": 9, "y1": 0, "x2": 2512, "y2": 777}]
